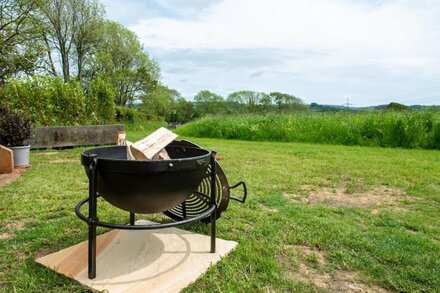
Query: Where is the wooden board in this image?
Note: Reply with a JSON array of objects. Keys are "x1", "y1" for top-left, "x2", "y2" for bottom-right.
[
  {"x1": 125, "y1": 141, "x2": 136, "y2": 160},
  {"x1": 36, "y1": 220, "x2": 237, "y2": 293},
  {"x1": 0, "y1": 145, "x2": 14, "y2": 174},
  {"x1": 152, "y1": 148, "x2": 171, "y2": 160},
  {"x1": 131, "y1": 127, "x2": 177, "y2": 160}
]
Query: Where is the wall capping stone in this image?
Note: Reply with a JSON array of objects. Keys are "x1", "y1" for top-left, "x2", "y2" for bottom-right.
[{"x1": 28, "y1": 124, "x2": 125, "y2": 149}]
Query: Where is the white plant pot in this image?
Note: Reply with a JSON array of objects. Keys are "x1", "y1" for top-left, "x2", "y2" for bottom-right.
[{"x1": 9, "y1": 145, "x2": 30, "y2": 167}]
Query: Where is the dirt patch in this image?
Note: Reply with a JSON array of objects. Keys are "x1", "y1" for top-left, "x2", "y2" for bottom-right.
[
  {"x1": 0, "y1": 232, "x2": 11, "y2": 240},
  {"x1": 0, "y1": 218, "x2": 32, "y2": 240},
  {"x1": 40, "y1": 152, "x2": 58, "y2": 155},
  {"x1": 48, "y1": 159, "x2": 77, "y2": 164},
  {"x1": 6, "y1": 218, "x2": 30, "y2": 230},
  {"x1": 35, "y1": 247, "x2": 52, "y2": 258},
  {"x1": 279, "y1": 244, "x2": 390, "y2": 292},
  {"x1": 290, "y1": 267, "x2": 390, "y2": 293},
  {"x1": 286, "y1": 244, "x2": 326, "y2": 265},
  {"x1": 259, "y1": 204, "x2": 279, "y2": 213},
  {"x1": 284, "y1": 185, "x2": 415, "y2": 211},
  {"x1": 0, "y1": 166, "x2": 28, "y2": 188}
]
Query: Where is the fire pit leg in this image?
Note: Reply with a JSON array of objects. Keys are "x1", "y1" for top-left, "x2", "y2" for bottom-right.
[
  {"x1": 182, "y1": 202, "x2": 187, "y2": 219},
  {"x1": 88, "y1": 156, "x2": 98, "y2": 279},
  {"x1": 130, "y1": 213, "x2": 135, "y2": 225},
  {"x1": 210, "y1": 151, "x2": 217, "y2": 253}
]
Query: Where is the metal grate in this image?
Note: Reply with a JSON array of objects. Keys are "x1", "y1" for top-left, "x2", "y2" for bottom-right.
[{"x1": 164, "y1": 163, "x2": 230, "y2": 222}]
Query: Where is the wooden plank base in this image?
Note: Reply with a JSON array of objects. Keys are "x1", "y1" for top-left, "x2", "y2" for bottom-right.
[{"x1": 35, "y1": 220, "x2": 237, "y2": 293}]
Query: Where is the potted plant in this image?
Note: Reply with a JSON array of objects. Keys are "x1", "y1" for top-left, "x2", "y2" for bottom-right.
[{"x1": 0, "y1": 105, "x2": 33, "y2": 167}]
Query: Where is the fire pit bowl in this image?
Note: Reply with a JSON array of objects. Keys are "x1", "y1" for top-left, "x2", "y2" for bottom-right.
[{"x1": 81, "y1": 145, "x2": 211, "y2": 214}]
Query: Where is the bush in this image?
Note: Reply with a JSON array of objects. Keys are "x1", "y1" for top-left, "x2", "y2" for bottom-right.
[
  {"x1": 51, "y1": 78, "x2": 87, "y2": 125},
  {"x1": 0, "y1": 104, "x2": 33, "y2": 146},
  {"x1": 115, "y1": 106, "x2": 135, "y2": 123},
  {"x1": 87, "y1": 77, "x2": 116, "y2": 123},
  {"x1": 1, "y1": 76, "x2": 88, "y2": 126},
  {"x1": 386, "y1": 102, "x2": 411, "y2": 112},
  {"x1": 2, "y1": 76, "x2": 52, "y2": 125}
]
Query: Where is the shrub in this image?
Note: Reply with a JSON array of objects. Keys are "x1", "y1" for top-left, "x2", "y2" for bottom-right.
[
  {"x1": 0, "y1": 104, "x2": 33, "y2": 146},
  {"x1": 115, "y1": 106, "x2": 135, "y2": 123},
  {"x1": 87, "y1": 77, "x2": 116, "y2": 123},
  {"x1": 51, "y1": 78, "x2": 87, "y2": 125},
  {"x1": 386, "y1": 102, "x2": 411, "y2": 112},
  {"x1": 1, "y1": 76, "x2": 88, "y2": 126},
  {"x1": 2, "y1": 76, "x2": 52, "y2": 125}
]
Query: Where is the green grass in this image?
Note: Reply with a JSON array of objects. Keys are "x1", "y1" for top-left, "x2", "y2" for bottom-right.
[
  {"x1": 177, "y1": 112, "x2": 440, "y2": 150},
  {"x1": 124, "y1": 120, "x2": 167, "y2": 135},
  {"x1": 0, "y1": 129, "x2": 439, "y2": 292}
]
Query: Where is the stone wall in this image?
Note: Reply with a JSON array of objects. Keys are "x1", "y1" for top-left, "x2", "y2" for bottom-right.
[{"x1": 28, "y1": 124, "x2": 125, "y2": 149}]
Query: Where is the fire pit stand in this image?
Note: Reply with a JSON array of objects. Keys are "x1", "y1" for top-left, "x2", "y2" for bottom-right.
[{"x1": 75, "y1": 151, "x2": 218, "y2": 279}]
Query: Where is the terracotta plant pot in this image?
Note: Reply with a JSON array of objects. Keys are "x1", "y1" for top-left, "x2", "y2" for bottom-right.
[{"x1": 9, "y1": 145, "x2": 30, "y2": 167}]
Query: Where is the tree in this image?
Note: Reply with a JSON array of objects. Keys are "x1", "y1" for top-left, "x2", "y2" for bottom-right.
[
  {"x1": 38, "y1": 0, "x2": 75, "y2": 81},
  {"x1": 259, "y1": 93, "x2": 272, "y2": 113},
  {"x1": 37, "y1": 0, "x2": 104, "y2": 82},
  {"x1": 141, "y1": 85, "x2": 194, "y2": 122},
  {"x1": 385, "y1": 102, "x2": 411, "y2": 112},
  {"x1": 71, "y1": 0, "x2": 104, "y2": 82},
  {"x1": 227, "y1": 90, "x2": 264, "y2": 113},
  {"x1": 174, "y1": 97, "x2": 193, "y2": 123},
  {"x1": 0, "y1": 0, "x2": 43, "y2": 84},
  {"x1": 141, "y1": 85, "x2": 175, "y2": 121},
  {"x1": 88, "y1": 20, "x2": 160, "y2": 106},
  {"x1": 193, "y1": 90, "x2": 224, "y2": 115},
  {"x1": 269, "y1": 92, "x2": 307, "y2": 112}
]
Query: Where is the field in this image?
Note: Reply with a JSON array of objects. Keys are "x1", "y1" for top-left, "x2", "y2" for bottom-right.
[
  {"x1": 177, "y1": 112, "x2": 440, "y2": 150},
  {"x1": 0, "y1": 129, "x2": 439, "y2": 292}
]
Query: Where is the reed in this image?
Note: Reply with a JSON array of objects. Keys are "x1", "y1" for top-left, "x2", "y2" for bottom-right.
[{"x1": 177, "y1": 111, "x2": 440, "y2": 149}]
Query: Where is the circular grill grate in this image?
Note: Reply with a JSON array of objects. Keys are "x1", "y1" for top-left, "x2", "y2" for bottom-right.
[{"x1": 163, "y1": 162, "x2": 230, "y2": 222}]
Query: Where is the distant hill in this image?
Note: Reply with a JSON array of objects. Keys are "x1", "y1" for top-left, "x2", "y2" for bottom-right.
[{"x1": 309, "y1": 102, "x2": 440, "y2": 112}]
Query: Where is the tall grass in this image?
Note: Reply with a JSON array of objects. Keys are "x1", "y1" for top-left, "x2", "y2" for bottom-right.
[
  {"x1": 125, "y1": 120, "x2": 167, "y2": 132},
  {"x1": 176, "y1": 111, "x2": 440, "y2": 149}
]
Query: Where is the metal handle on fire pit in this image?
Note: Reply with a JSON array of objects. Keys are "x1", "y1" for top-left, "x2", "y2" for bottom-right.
[{"x1": 228, "y1": 181, "x2": 247, "y2": 203}]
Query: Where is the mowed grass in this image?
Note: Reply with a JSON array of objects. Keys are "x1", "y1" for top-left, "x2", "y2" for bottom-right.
[
  {"x1": 177, "y1": 112, "x2": 440, "y2": 150},
  {"x1": 0, "y1": 131, "x2": 439, "y2": 292}
]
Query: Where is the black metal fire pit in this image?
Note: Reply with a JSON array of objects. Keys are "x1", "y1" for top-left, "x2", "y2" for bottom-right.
[{"x1": 75, "y1": 141, "x2": 247, "y2": 280}]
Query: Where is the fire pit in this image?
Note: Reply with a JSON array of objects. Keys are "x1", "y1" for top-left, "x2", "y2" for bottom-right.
[{"x1": 75, "y1": 141, "x2": 246, "y2": 279}]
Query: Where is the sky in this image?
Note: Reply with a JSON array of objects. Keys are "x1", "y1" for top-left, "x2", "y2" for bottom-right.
[{"x1": 101, "y1": 0, "x2": 440, "y2": 106}]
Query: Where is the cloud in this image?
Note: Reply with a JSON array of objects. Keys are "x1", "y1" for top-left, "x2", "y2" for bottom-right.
[
  {"x1": 112, "y1": 0, "x2": 440, "y2": 105},
  {"x1": 148, "y1": 48, "x2": 320, "y2": 69},
  {"x1": 101, "y1": 0, "x2": 220, "y2": 25},
  {"x1": 249, "y1": 71, "x2": 265, "y2": 78}
]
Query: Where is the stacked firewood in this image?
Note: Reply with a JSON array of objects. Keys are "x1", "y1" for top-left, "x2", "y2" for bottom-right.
[{"x1": 123, "y1": 127, "x2": 177, "y2": 160}]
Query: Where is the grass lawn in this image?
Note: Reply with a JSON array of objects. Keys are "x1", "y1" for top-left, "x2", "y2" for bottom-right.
[{"x1": 0, "y1": 130, "x2": 439, "y2": 292}]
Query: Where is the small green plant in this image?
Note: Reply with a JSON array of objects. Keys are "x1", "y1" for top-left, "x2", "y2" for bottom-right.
[{"x1": 0, "y1": 105, "x2": 33, "y2": 146}]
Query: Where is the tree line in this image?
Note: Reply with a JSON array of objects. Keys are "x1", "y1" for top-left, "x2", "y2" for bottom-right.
[
  {"x1": 0, "y1": 0, "x2": 307, "y2": 125},
  {"x1": 139, "y1": 88, "x2": 308, "y2": 124}
]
